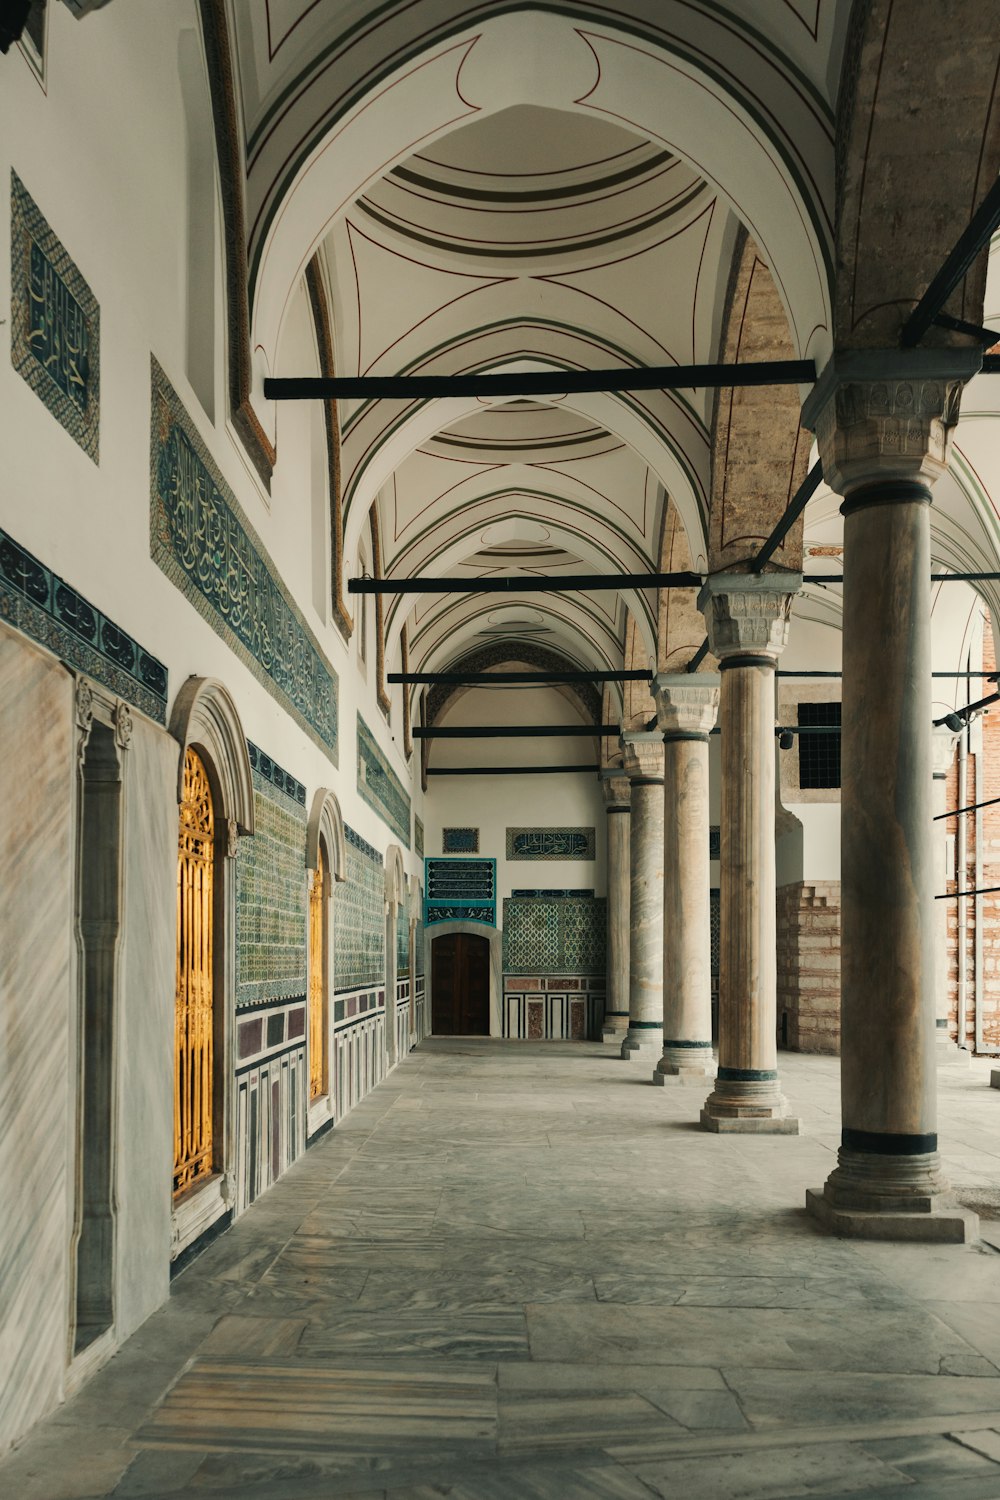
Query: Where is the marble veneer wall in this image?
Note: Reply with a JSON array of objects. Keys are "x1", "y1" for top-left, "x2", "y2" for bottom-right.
[
  {"x1": 333, "y1": 827, "x2": 387, "y2": 1115},
  {"x1": 0, "y1": 626, "x2": 176, "y2": 1455}
]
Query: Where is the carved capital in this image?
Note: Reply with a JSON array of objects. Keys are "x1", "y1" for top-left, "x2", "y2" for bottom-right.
[
  {"x1": 697, "y1": 576, "x2": 798, "y2": 663},
  {"x1": 600, "y1": 771, "x2": 631, "y2": 810},
  {"x1": 75, "y1": 677, "x2": 94, "y2": 735},
  {"x1": 931, "y1": 723, "x2": 960, "y2": 779},
  {"x1": 652, "y1": 673, "x2": 720, "y2": 737},
  {"x1": 225, "y1": 817, "x2": 239, "y2": 859},
  {"x1": 621, "y1": 730, "x2": 664, "y2": 783},
  {"x1": 114, "y1": 699, "x2": 133, "y2": 749},
  {"x1": 801, "y1": 349, "x2": 980, "y2": 497}
]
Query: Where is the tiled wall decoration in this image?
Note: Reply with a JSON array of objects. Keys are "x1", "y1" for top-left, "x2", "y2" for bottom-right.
[
  {"x1": 236, "y1": 753, "x2": 308, "y2": 1007},
  {"x1": 425, "y1": 857, "x2": 496, "y2": 927},
  {"x1": 502, "y1": 895, "x2": 607, "y2": 975},
  {"x1": 11, "y1": 171, "x2": 100, "y2": 462},
  {"x1": 334, "y1": 824, "x2": 385, "y2": 992},
  {"x1": 443, "y1": 827, "x2": 479, "y2": 853},
  {"x1": 415, "y1": 916, "x2": 425, "y2": 976},
  {"x1": 396, "y1": 905, "x2": 410, "y2": 976},
  {"x1": 506, "y1": 827, "x2": 596, "y2": 861},
  {"x1": 414, "y1": 815, "x2": 424, "y2": 858},
  {"x1": 247, "y1": 741, "x2": 307, "y2": 808},
  {"x1": 357, "y1": 714, "x2": 410, "y2": 845},
  {"x1": 0, "y1": 525, "x2": 167, "y2": 722},
  {"x1": 150, "y1": 357, "x2": 339, "y2": 760}
]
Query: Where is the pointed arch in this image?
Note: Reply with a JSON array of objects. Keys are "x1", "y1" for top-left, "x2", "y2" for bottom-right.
[
  {"x1": 169, "y1": 676, "x2": 254, "y2": 836},
  {"x1": 306, "y1": 788, "x2": 348, "y2": 884}
]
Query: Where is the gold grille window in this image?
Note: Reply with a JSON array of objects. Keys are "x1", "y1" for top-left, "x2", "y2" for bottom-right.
[
  {"x1": 309, "y1": 842, "x2": 328, "y2": 1101},
  {"x1": 174, "y1": 747, "x2": 215, "y2": 1197}
]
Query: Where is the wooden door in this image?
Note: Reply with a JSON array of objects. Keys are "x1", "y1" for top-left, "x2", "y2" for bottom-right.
[{"x1": 432, "y1": 933, "x2": 490, "y2": 1035}]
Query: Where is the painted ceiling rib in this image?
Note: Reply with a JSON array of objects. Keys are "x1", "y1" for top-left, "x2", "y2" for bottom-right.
[{"x1": 265, "y1": 361, "x2": 815, "y2": 401}]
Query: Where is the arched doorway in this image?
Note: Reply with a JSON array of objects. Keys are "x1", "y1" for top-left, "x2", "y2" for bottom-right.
[{"x1": 432, "y1": 933, "x2": 490, "y2": 1036}]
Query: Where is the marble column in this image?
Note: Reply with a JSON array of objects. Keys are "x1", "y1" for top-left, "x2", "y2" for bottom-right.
[
  {"x1": 802, "y1": 349, "x2": 979, "y2": 1241},
  {"x1": 697, "y1": 577, "x2": 800, "y2": 1133},
  {"x1": 600, "y1": 770, "x2": 631, "y2": 1044},
  {"x1": 932, "y1": 727, "x2": 966, "y2": 1065},
  {"x1": 652, "y1": 674, "x2": 720, "y2": 1084},
  {"x1": 620, "y1": 733, "x2": 665, "y2": 1061}
]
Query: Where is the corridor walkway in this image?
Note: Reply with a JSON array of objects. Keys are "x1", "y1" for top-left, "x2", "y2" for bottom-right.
[{"x1": 6, "y1": 1042, "x2": 1000, "y2": 1500}]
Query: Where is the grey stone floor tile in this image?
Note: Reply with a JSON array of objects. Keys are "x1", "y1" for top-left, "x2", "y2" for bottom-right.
[
  {"x1": 622, "y1": 1440, "x2": 910, "y2": 1499},
  {"x1": 859, "y1": 1432, "x2": 1000, "y2": 1482},
  {"x1": 722, "y1": 1368, "x2": 1000, "y2": 1427}
]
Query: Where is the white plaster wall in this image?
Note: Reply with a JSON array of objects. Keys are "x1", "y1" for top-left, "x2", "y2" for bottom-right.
[
  {"x1": 0, "y1": 631, "x2": 75, "y2": 1454},
  {"x1": 0, "y1": 2, "x2": 426, "y2": 886}
]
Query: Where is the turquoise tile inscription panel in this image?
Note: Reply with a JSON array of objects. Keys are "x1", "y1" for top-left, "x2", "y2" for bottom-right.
[
  {"x1": 506, "y1": 827, "x2": 596, "y2": 861},
  {"x1": 11, "y1": 171, "x2": 100, "y2": 462},
  {"x1": 150, "y1": 357, "x2": 338, "y2": 761},
  {"x1": 357, "y1": 714, "x2": 410, "y2": 846},
  {"x1": 0, "y1": 525, "x2": 167, "y2": 722}
]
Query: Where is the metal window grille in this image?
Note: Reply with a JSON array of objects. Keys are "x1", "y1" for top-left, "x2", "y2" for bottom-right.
[{"x1": 797, "y1": 701, "x2": 841, "y2": 789}]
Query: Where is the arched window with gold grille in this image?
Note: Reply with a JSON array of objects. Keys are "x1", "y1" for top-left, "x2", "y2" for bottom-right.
[
  {"x1": 174, "y1": 747, "x2": 215, "y2": 1197},
  {"x1": 309, "y1": 840, "x2": 328, "y2": 1100}
]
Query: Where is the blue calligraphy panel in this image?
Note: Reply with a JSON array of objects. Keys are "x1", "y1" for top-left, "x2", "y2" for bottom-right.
[
  {"x1": 424, "y1": 858, "x2": 496, "y2": 927},
  {"x1": 11, "y1": 171, "x2": 99, "y2": 461},
  {"x1": 357, "y1": 714, "x2": 410, "y2": 845},
  {"x1": 150, "y1": 357, "x2": 338, "y2": 761},
  {"x1": 506, "y1": 827, "x2": 596, "y2": 861}
]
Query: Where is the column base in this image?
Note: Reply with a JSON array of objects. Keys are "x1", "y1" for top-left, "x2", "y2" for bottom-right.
[
  {"x1": 991, "y1": 1070, "x2": 1000, "y2": 1091},
  {"x1": 806, "y1": 1144, "x2": 979, "y2": 1242},
  {"x1": 699, "y1": 1070, "x2": 799, "y2": 1133},
  {"x1": 653, "y1": 1043, "x2": 716, "y2": 1087},
  {"x1": 937, "y1": 1022, "x2": 970, "y2": 1066},
  {"x1": 602, "y1": 1014, "x2": 629, "y2": 1045},
  {"x1": 621, "y1": 1027, "x2": 662, "y2": 1060},
  {"x1": 806, "y1": 1188, "x2": 978, "y2": 1243}
]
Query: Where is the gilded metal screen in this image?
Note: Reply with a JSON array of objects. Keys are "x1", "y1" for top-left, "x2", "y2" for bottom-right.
[
  {"x1": 309, "y1": 842, "x2": 327, "y2": 1100},
  {"x1": 174, "y1": 748, "x2": 215, "y2": 1197}
]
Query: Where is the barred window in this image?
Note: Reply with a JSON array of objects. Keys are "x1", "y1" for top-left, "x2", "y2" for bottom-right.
[{"x1": 797, "y1": 701, "x2": 841, "y2": 789}]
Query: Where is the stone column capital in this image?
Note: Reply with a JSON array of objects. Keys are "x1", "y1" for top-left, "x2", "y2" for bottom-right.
[
  {"x1": 697, "y1": 574, "x2": 800, "y2": 663},
  {"x1": 800, "y1": 348, "x2": 980, "y2": 499},
  {"x1": 931, "y1": 723, "x2": 961, "y2": 779},
  {"x1": 652, "y1": 673, "x2": 720, "y2": 738},
  {"x1": 600, "y1": 769, "x2": 631, "y2": 809},
  {"x1": 620, "y1": 731, "x2": 665, "y2": 783}
]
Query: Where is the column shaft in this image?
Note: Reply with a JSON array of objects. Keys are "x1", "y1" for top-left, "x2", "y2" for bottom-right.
[
  {"x1": 602, "y1": 773, "x2": 631, "y2": 1044},
  {"x1": 700, "y1": 660, "x2": 796, "y2": 1129},
  {"x1": 652, "y1": 674, "x2": 719, "y2": 1084},
  {"x1": 621, "y1": 736, "x2": 665, "y2": 1061}
]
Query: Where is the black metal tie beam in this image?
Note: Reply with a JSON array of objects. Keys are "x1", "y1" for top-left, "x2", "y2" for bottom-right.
[
  {"x1": 901, "y1": 177, "x2": 1000, "y2": 348},
  {"x1": 750, "y1": 460, "x2": 824, "y2": 574},
  {"x1": 350, "y1": 572, "x2": 701, "y2": 594},
  {"x1": 777, "y1": 670, "x2": 999, "y2": 679},
  {"x1": 936, "y1": 885, "x2": 1000, "y2": 901},
  {"x1": 932, "y1": 312, "x2": 1000, "y2": 345},
  {"x1": 414, "y1": 724, "x2": 619, "y2": 739},
  {"x1": 263, "y1": 360, "x2": 816, "y2": 403},
  {"x1": 426, "y1": 763, "x2": 600, "y2": 776},
  {"x1": 390, "y1": 670, "x2": 651, "y2": 684},
  {"x1": 933, "y1": 689, "x2": 1000, "y2": 728},
  {"x1": 935, "y1": 793, "x2": 1000, "y2": 822},
  {"x1": 686, "y1": 638, "x2": 711, "y2": 673}
]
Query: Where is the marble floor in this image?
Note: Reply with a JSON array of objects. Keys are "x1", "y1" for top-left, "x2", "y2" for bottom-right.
[{"x1": 5, "y1": 1042, "x2": 1000, "y2": 1500}]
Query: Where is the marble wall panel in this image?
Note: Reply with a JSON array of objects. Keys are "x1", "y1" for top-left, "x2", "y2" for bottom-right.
[
  {"x1": 114, "y1": 714, "x2": 176, "y2": 1342},
  {"x1": 0, "y1": 627, "x2": 75, "y2": 1454}
]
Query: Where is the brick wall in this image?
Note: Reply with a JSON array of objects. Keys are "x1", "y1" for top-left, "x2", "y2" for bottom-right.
[
  {"x1": 942, "y1": 616, "x2": 1000, "y2": 1050},
  {"x1": 777, "y1": 881, "x2": 841, "y2": 1054}
]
